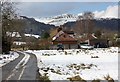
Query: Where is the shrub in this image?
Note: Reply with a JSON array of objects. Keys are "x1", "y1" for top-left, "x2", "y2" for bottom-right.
[
  {"x1": 65, "y1": 51, "x2": 67, "y2": 55},
  {"x1": 92, "y1": 79, "x2": 100, "y2": 82},
  {"x1": 67, "y1": 75, "x2": 86, "y2": 82}
]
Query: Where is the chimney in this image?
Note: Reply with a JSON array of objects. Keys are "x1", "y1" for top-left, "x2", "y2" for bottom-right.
[{"x1": 57, "y1": 27, "x2": 62, "y2": 32}]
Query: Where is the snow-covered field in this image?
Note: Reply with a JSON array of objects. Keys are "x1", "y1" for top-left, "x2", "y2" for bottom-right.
[
  {"x1": 26, "y1": 47, "x2": 118, "y2": 81},
  {"x1": 0, "y1": 52, "x2": 19, "y2": 67}
]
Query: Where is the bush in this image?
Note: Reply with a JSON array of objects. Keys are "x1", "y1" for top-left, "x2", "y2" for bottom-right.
[
  {"x1": 38, "y1": 76, "x2": 51, "y2": 82},
  {"x1": 92, "y1": 79, "x2": 100, "y2": 82},
  {"x1": 42, "y1": 32, "x2": 50, "y2": 39}
]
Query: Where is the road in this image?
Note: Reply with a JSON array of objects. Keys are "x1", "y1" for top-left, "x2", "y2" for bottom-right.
[{"x1": 2, "y1": 51, "x2": 38, "y2": 81}]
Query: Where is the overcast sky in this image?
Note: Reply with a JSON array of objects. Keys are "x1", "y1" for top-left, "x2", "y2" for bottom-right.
[{"x1": 16, "y1": 2, "x2": 118, "y2": 18}]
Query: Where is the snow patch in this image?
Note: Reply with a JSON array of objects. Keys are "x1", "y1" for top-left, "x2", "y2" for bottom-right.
[{"x1": 0, "y1": 52, "x2": 19, "y2": 67}]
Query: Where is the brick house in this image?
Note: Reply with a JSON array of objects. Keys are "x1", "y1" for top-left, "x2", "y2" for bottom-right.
[
  {"x1": 52, "y1": 29, "x2": 78, "y2": 49},
  {"x1": 79, "y1": 34, "x2": 109, "y2": 48}
]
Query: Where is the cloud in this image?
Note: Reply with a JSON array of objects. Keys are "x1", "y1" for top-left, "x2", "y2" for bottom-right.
[
  {"x1": 94, "y1": 5, "x2": 119, "y2": 18},
  {"x1": 17, "y1": 2, "x2": 78, "y2": 17},
  {"x1": 17, "y1": 2, "x2": 119, "y2": 19}
]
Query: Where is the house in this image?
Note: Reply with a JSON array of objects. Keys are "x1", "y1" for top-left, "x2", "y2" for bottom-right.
[
  {"x1": 89, "y1": 39, "x2": 109, "y2": 48},
  {"x1": 52, "y1": 28, "x2": 78, "y2": 49},
  {"x1": 79, "y1": 33, "x2": 109, "y2": 48},
  {"x1": 78, "y1": 33, "x2": 97, "y2": 44}
]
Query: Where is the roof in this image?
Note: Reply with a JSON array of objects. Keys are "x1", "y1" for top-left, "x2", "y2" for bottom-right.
[
  {"x1": 52, "y1": 30, "x2": 64, "y2": 41},
  {"x1": 52, "y1": 31, "x2": 77, "y2": 44},
  {"x1": 55, "y1": 33, "x2": 77, "y2": 42},
  {"x1": 79, "y1": 34, "x2": 97, "y2": 42},
  {"x1": 6, "y1": 32, "x2": 21, "y2": 38}
]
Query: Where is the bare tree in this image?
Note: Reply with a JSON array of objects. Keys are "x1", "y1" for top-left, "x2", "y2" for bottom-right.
[
  {"x1": 83, "y1": 11, "x2": 94, "y2": 34},
  {"x1": 1, "y1": 0, "x2": 22, "y2": 53},
  {"x1": 74, "y1": 12, "x2": 94, "y2": 38},
  {"x1": 74, "y1": 16, "x2": 84, "y2": 35}
]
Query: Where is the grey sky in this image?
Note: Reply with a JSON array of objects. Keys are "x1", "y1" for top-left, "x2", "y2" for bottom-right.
[
  {"x1": 17, "y1": 2, "x2": 80, "y2": 17},
  {"x1": 16, "y1": 2, "x2": 117, "y2": 18}
]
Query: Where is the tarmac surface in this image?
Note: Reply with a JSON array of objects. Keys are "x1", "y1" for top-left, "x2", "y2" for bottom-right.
[{"x1": 2, "y1": 52, "x2": 38, "y2": 81}]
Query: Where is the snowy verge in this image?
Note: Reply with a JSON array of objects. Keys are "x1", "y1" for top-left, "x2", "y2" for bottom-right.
[
  {"x1": 0, "y1": 52, "x2": 19, "y2": 67},
  {"x1": 26, "y1": 47, "x2": 118, "y2": 80}
]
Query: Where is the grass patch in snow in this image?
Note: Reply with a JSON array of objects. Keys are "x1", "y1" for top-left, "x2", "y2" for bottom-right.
[{"x1": 67, "y1": 75, "x2": 86, "y2": 82}]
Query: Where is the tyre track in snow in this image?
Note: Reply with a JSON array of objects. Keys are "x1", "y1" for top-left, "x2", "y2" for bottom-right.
[{"x1": 20, "y1": 52, "x2": 38, "y2": 80}]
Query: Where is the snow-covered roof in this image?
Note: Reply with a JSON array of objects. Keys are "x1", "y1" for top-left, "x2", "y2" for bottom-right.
[
  {"x1": 13, "y1": 41, "x2": 26, "y2": 45},
  {"x1": 24, "y1": 34, "x2": 40, "y2": 38},
  {"x1": 6, "y1": 32, "x2": 21, "y2": 37},
  {"x1": 52, "y1": 31, "x2": 64, "y2": 41}
]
